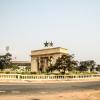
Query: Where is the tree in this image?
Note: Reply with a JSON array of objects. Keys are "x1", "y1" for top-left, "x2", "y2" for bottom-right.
[
  {"x1": 0, "y1": 53, "x2": 12, "y2": 70},
  {"x1": 96, "y1": 65, "x2": 100, "y2": 72},
  {"x1": 0, "y1": 55, "x2": 6, "y2": 70},
  {"x1": 46, "y1": 56, "x2": 54, "y2": 73},
  {"x1": 78, "y1": 60, "x2": 96, "y2": 72},
  {"x1": 48, "y1": 54, "x2": 77, "y2": 74},
  {"x1": 25, "y1": 66, "x2": 31, "y2": 71},
  {"x1": 78, "y1": 61, "x2": 88, "y2": 71},
  {"x1": 89, "y1": 60, "x2": 96, "y2": 72},
  {"x1": 12, "y1": 65, "x2": 20, "y2": 70},
  {"x1": 46, "y1": 65, "x2": 55, "y2": 73}
]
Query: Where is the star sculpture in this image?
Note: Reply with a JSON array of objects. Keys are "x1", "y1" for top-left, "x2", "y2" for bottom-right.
[
  {"x1": 44, "y1": 41, "x2": 53, "y2": 47},
  {"x1": 50, "y1": 41, "x2": 53, "y2": 47},
  {"x1": 44, "y1": 41, "x2": 48, "y2": 47}
]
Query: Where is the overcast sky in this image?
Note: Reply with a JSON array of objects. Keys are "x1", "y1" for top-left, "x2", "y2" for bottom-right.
[{"x1": 0, "y1": 0, "x2": 100, "y2": 64}]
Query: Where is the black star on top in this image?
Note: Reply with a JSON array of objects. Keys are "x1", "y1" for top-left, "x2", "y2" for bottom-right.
[
  {"x1": 44, "y1": 41, "x2": 48, "y2": 47},
  {"x1": 50, "y1": 41, "x2": 53, "y2": 47}
]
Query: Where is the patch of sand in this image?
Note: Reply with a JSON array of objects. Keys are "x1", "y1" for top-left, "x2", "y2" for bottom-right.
[{"x1": 0, "y1": 90, "x2": 100, "y2": 100}]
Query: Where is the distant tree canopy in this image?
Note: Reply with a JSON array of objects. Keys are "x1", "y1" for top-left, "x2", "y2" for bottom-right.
[
  {"x1": 78, "y1": 60, "x2": 96, "y2": 72},
  {"x1": 0, "y1": 53, "x2": 12, "y2": 70},
  {"x1": 47, "y1": 54, "x2": 78, "y2": 74},
  {"x1": 46, "y1": 54, "x2": 98, "y2": 74},
  {"x1": 96, "y1": 65, "x2": 100, "y2": 72}
]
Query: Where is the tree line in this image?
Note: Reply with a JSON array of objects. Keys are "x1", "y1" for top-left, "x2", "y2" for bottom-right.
[
  {"x1": 47, "y1": 54, "x2": 100, "y2": 74},
  {"x1": 0, "y1": 52, "x2": 100, "y2": 74}
]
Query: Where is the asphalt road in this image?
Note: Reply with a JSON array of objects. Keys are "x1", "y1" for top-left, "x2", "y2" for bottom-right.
[{"x1": 0, "y1": 81, "x2": 100, "y2": 95}]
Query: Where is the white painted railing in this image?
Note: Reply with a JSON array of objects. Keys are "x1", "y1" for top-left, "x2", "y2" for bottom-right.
[
  {"x1": 0, "y1": 74, "x2": 100, "y2": 80},
  {"x1": 0, "y1": 74, "x2": 18, "y2": 79}
]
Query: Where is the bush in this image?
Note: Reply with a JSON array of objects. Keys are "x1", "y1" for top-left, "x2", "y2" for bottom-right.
[
  {"x1": 30, "y1": 72, "x2": 37, "y2": 74},
  {"x1": 5, "y1": 71, "x2": 10, "y2": 74}
]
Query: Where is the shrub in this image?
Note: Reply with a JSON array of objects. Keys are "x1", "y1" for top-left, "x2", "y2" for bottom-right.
[
  {"x1": 30, "y1": 72, "x2": 37, "y2": 74},
  {"x1": 5, "y1": 71, "x2": 10, "y2": 74}
]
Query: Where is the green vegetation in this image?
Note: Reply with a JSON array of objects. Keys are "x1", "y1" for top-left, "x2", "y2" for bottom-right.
[
  {"x1": 0, "y1": 52, "x2": 12, "y2": 70},
  {"x1": 47, "y1": 54, "x2": 98, "y2": 75},
  {"x1": 78, "y1": 60, "x2": 96, "y2": 72},
  {"x1": 47, "y1": 54, "x2": 77, "y2": 74},
  {"x1": 96, "y1": 65, "x2": 100, "y2": 72}
]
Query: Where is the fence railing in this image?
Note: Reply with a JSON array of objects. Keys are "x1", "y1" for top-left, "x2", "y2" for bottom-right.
[{"x1": 0, "y1": 74, "x2": 100, "y2": 80}]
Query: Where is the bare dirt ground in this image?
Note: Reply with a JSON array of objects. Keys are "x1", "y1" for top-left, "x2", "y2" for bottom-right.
[{"x1": 0, "y1": 90, "x2": 100, "y2": 100}]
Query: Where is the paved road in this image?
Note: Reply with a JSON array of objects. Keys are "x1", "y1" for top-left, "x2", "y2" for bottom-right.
[{"x1": 0, "y1": 81, "x2": 100, "y2": 95}]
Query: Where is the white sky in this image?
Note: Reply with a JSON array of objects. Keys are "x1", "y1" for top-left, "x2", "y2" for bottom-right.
[{"x1": 0, "y1": 0, "x2": 100, "y2": 64}]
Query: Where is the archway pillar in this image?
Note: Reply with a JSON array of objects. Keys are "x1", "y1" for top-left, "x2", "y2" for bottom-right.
[{"x1": 31, "y1": 57, "x2": 38, "y2": 72}]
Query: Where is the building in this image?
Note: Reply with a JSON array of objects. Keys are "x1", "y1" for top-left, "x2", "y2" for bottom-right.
[
  {"x1": 31, "y1": 47, "x2": 67, "y2": 72},
  {"x1": 12, "y1": 61, "x2": 31, "y2": 70}
]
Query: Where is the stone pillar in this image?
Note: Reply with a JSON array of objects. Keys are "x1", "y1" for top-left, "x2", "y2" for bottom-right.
[
  {"x1": 44, "y1": 58, "x2": 48, "y2": 72},
  {"x1": 31, "y1": 57, "x2": 38, "y2": 72}
]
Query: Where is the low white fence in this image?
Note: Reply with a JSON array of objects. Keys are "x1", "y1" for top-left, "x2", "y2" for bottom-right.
[{"x1": 0, "y1": 74, "x2": 100, "y2": 80}]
